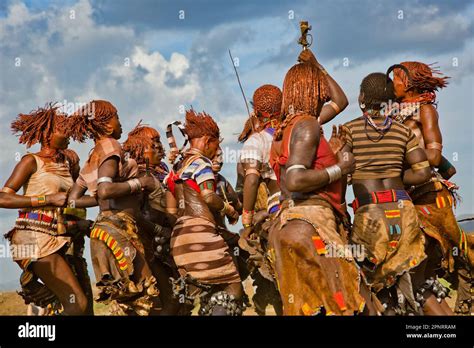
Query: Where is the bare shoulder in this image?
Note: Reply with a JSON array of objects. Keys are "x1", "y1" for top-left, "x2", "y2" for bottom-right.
[
  {"x1": 419, "y1": 104, "x2": 439, "y2": 123},
  {"x1": 292, "y1": 115, "x2": 319, "y2": 141},
  {"x1": 15, "y1": 153, "x2": 38, "y2": 173}
]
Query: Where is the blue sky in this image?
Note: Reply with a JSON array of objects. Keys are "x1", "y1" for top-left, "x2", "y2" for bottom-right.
[{"x1": 0, "y1": 0, "x2": 473, "y2": 289}]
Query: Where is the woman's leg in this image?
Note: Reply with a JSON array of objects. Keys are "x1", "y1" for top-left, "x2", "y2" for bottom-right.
[{"x1": 32, "y1": 253, "x2": 88, "y2": 315}]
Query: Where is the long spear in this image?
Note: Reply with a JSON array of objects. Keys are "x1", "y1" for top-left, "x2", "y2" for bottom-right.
[{"x1": 228, "y1": 49, "x2": 254, "y2": 132}]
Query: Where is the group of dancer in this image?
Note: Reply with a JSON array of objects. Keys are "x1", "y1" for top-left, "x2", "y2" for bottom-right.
[{"x1": 1, "y1": 47, "x2": 472, "y2": 316}]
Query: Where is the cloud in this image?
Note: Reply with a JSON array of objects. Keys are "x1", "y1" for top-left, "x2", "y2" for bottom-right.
[
  {"x1": 92, "y1": 0, "x2": 294, "y2": 32},
  {"x1": 0, "y1": 0, "x2": 473, "y2": 289},
  {"x1": 257, "y1": 0, "x2": 474, "y2": 67}
]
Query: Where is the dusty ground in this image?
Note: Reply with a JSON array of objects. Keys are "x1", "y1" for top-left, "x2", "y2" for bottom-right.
[
  {"x1": 0, "y1": 279, "x2": 271, "y2": 316},
  {"x1": 0, "y1": 278, "x2": 466, "y2": 316}
]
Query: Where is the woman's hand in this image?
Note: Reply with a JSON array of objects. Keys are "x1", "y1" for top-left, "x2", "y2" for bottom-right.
[
  {"x1": 225, "y1": 204, "x2": 239, "y2": 225},
  {"x1": 46, "y1": 192, "x2": 68, "y2": 207},
  {"x1": 138, "y1": 176, "x2": 156, "y2": 192},
  {"x1": 337, "y1": 151, "x2": 356, "y2": 176},
  {"x1": 298, "y1": 48, "x2": 319, "y2": 67},
  {"x1": 328, "y1": 125, "x2": 346, "y2": 154}
]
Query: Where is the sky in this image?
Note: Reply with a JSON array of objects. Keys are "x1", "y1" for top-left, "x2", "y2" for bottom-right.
[{"x1": 0, "y1": 0, "x2": 473, "y2": 290}]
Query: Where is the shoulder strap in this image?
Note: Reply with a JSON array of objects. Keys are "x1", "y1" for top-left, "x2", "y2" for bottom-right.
[{"x1": 25, "y1": 153, "x2": 43, "y2": 171}]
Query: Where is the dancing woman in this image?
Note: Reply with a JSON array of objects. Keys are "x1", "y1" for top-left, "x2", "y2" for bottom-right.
[
  {"x1": 269, "y1": 49, "x2": 371, "y2": 315},
  {"x1": 1, "y1": 104, "x2": 88, "y2": 315},
  {"x1": 122, "y1": 122, "x2": 182, "y2": 314},
  {"x1": 389, "y1": 62, "x2": 469, "y2": 314},
  {"x1": 166, "y1": 110, "x2": 244, "y2": 316},
  {"x1": 342, "y1": 72, "x2": 448, "y2": 314},
  {"x1": 68, "y1": 100, "x2": 159, "y2": 316}
]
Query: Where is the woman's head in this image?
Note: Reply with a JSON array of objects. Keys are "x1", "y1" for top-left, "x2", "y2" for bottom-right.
[
  {"x1": 281, "y1": 62, "x2": 330, "y2": 117},
  {"x1": 185, "y1": 109, "x2": 221, "y2": 159},
  {"x1": 390, "y1": 61, "x2": 449, "y2": 99},
  {"x1": 211, "y1": 147, "x2": 223, "y2": 173},
  {"x1": 123, "y1": 121, "x2": 164, "y2": 166},
  {"x1": 11, "y1": 103, "x2": 70, "y2": 150},
  {"x1": 68, "y1": 100, "x2": 122, "y2": 142},
  {"x1": 359, "y1": 72, "x2": 395, "y2": 111},
  {"x1": 253, "y1": 84, "x2": 282, "y2": 119}
]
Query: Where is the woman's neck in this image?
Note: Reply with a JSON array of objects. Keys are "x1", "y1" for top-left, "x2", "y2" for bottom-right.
[
  {"x1": 403, "y1": 90, "x2": 420, "y2": 101},
  {"x1": 38, "y1": 146, "x2": 57, "y2": 156},
  {"x1": 37, "y1": 145, "x2": 62, "y2": 162},
  {"x1": 95, "y1": 135, "x2": 114, "y2": 143}
]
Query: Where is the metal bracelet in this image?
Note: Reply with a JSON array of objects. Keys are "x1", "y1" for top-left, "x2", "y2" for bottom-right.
[
  {"x1": 325, "y1": 165, "x2": 342, "y2": 183},
  {"x1": 127, "y1": 178, "x2": 142, "y2": 193},
  {"x1": 97, "y1": 176, "x2": 113, "y2": 184},
  {"x1": 286, "y1": 164, "x2": 306, "y2": 173}
]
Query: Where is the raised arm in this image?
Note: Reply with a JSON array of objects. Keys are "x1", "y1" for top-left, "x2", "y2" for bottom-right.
[{"x1": 298, "y1": 49, "x2": 348, "y2": 124}]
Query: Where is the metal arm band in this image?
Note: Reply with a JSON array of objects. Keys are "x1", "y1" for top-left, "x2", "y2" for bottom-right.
[
  {"x1": 412, "y1": 160, "x2": 430, "y2": 171},
  {"x1": 245, "y1": 168, "x2": 261, "y2": 177},
  {"x1": 1, "y1": 187, "x2": 16, "y2": 194},
  {"x1": 406, "y1": 146, "x2": 419, "y2": 154},
  {"x1": 426, "y1": 142, "x2": 443, "y2": 151},
  {"x1": 97, "y1": 177, "x2": 113, "y2": 184},
  {"x1": 286, "y1": 164, "x2": 307, "y2": 173},
  {"x1": 329, "y1": 101, "x2": 341, "y2": 114}
]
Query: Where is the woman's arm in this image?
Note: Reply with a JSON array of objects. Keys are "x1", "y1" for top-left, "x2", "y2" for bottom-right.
[
  {"x1": 68, "y1": 183, "x2": 98, "y2": 208},
  {"x1": 0, "y1": 155, "x2": 67, "y2": 208},
  {"x1": 403, "y1": 148, "x2": 431, "y2": 186},
  {"x1": 298, "y1": 49, "x2": 348, "y2": 124},
  {"x1": 286, "y1": 118, "x2": 354, "y2": 193},
  {"x1": 96, "y1": 157, "x2": 155, "y2": 200},
  {"x1": 419, "y1": 104, "x2": 443, "y2": 167}
]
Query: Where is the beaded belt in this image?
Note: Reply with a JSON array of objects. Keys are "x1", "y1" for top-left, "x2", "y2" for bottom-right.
[
  {"x1": 18, "y1": 211, "x2": 56, "y2": 223},
  {"x1": 352, "y1": 189, "x2": 411, "y2": 212}
]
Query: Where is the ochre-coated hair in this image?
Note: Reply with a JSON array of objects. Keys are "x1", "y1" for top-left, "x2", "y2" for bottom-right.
[
  {"x1": 238, "y1": 116, "x2": 258, "y2": 143},
  {"x1": 63, "y1": 148, "x2": 80, "y2": 167},
  {"x1": 281, "y1": 62, "x2": 330, "y2": 117},
  {"x1": 275, "y1": 63, "x2": 329, "y2": 140},
  {"x1": 184, "y1": 109, "x2": 220, "y2": 140},
  {"x1": 360, "y1": 73, "x2": 396, "y2": 110},
  {"x1": 68, "y1": 100, "x2": 118, "y2": 142},
  {"x1": 123, "y1": 121, "x2": 161, "y2": 164},
  {"x1": 394, "y1": 61, "x2": 449, "y2": 93},
  {"x1": 11, "y1": 103, "x2": 69, "y2": 148},
  {"x1": 253, "y1": 84, "x2": 282, "y2": 118}
]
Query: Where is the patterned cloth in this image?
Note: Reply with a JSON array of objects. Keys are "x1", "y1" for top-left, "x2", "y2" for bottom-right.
[
  {"x1": 167, "y1": 151, "x2": 241, "y2": 285},
  {"x1": 178, "y1": 154, "x2": 215, "y2": 185},
  {"x1": 171, "y1": 216, "x2": 241, "y2": 284},
  {"x1": 268, "y1": 200, "x2": 366, "y2": 315},
  {"x1": 414, "y1": 186, "x2": 473, "y2": 271},
  {"x1": 351, "y1": 199, "x2": 427, "y2": 292},
  {"x1": 90, "y1": 211, "x2": 159, "y2": 315},
  {"x1": 240, "y1": 129, "x2": 277, "y2": 180},
  {"x1": 342, "y1": 116, "x2": 419, "y2": 180},
  {"x1": 155, "y1": 162, "x2": 169, "y2": 182},
  {"x1": 76, "y1": 137, "x2": 138, "y2": 196}
]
